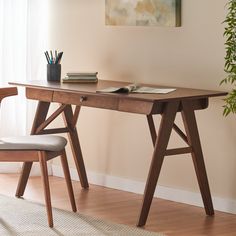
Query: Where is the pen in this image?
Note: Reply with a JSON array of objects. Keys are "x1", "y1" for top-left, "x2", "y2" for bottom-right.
[
  {"x1": 45, "y1": 51, "x2": 50, "y2": 64},
  {"x1": 58, "y1": 52, "x2": 63, "y2": 64},
  {"x1": 45, "y1": 50, "x2": 63, "y2": 64},
  {"x1": 50, "y1": 50, "x2": 53, "y2": 63},
  {"x1": 46, "y1": 51, "x2": 51, "y2": 63},
  {"x1": 55, "y1": 52, "x2": 63, "y2": 64}
]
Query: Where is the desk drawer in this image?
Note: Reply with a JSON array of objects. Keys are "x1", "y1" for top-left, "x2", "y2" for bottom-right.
[
  {"x1": 118, "y1": 99, "x2": 154, "y2": 114},
  {"x1": 53, "y1": 91, "x2": 118, "y2": 110},
  {"x1": 26, "y1": 88, "x2": 53, "y2": 102}
]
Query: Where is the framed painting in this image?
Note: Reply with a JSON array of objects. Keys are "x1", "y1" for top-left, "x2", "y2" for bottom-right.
[{"x1": 105, "y1": 0, "x2": 181, "y2": 27}]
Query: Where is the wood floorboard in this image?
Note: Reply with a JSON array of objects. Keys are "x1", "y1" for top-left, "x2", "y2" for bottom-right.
[{"x1": 0, "y1": 174, "x2": 235, "y2": 235}]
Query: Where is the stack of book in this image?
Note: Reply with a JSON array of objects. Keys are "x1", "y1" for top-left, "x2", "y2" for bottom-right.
[{"x1": 62, "y1": 72, "x2": 98, "y2": 83}]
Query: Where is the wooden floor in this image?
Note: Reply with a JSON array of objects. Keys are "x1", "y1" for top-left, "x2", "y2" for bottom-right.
[{"x1": 0, "y1": 174, "x2": 235, "y2": 235}]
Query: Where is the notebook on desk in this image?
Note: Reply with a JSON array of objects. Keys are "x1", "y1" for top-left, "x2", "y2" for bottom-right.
[{"x1": 96, "y1": 83, "x2": 176, "y2": 94}]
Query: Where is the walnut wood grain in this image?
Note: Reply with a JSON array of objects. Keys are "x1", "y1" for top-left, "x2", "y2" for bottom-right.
[
  {"x1": 63, "y1": 105, "x2": 89, "y2": 189},
  {"x1": 146, "y1": 114, "x2": 157, "y2": 146},
  {"x1": 0, "y1": 87, "x2": 18, "y2": 102},
  {"x1": 9, "y1": 80, "x2": 227, "y2": 102},
  {"x1": 35, "y1": 104, "x2": 67, "y2": 134},
  {"x1": 60, "y1": 149, "x2": 77, "y2": 212},
  {"x1": 181, "y1": 100, "x2": 214, "y2": 216},
  {"x1": 37, "y1": 128, "x2": 69, "y2": 135},
  {"x1": 173, "y1": 123, "x2": 189, "y2": 144},
  {"x1": 53, "y1": 91, "x2": 118, "y2": 110},
  {"x1": 38, "y1": 151, "x2": 53, "y2": 227},
  {"x1": 0, "y1": 151, "x2": 38, "y2": 161},
  {"x1": 26, "y1": 87, "x2": 53, "y2": 102},
  {"x1": 71, "y1": 106, "x2": 81, "y2": 129},
  {"x1": 118, "y1": 99, "x2": 154, "y2": 114},
  {"x1": 138, "y1": 101, "x2": 180, "y2": 227},
  {"x1": 165, "y1": 147, "x2": 192, "y2": 156},
  {"x1": 16, "y1": 101, "x2": 50, "y2": 197}
]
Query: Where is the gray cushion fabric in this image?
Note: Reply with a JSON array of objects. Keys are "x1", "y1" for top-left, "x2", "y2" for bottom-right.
[{"x1": 0, "y1": 135, "x2": 67, "y2": 151}]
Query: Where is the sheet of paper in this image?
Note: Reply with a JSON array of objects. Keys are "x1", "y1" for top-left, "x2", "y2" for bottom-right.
[
  {"x1": 133, "y1": 87, "x2": 176, "y2": 94},
  {"x1": 97, "y1": 85, "x2": 176, "y2": 94},
  {"x1": 96, "y1": 87, "x2": 125, "y2": 93}
]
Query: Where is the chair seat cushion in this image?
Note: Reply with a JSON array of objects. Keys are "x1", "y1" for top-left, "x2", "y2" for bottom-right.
[{"x1": 0, "y1": 135, "x2": 67, "y2": 152}]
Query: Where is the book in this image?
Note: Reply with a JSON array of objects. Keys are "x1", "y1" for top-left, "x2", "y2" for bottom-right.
[
  {"x1": 96, "y1": 84, "x2": 176, "y2": 94},
  {"x1": 63, "y1": 76, "x2": 98, "y2": 80},
  {"x1": 62, "y1": 77, "x2": 98, "y2": 83},
  {"x1": 62, "y1": 72, "x2": 98, "y2": 83},
  {"x1": 66, "y1": 72, "x2": 98, "y2": 77}
]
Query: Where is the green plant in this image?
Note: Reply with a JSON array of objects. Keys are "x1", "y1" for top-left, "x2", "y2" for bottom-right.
[{"x1": 220, "y1": 0, "x2": 236, "y2": 116}]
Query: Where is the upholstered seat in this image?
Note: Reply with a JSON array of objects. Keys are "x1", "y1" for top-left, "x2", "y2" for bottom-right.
[{"x1": 0, "y1": 135, "x2": 67, "y2": 151}]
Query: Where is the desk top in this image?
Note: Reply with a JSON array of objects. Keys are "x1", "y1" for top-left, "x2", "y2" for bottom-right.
[{"x1": 9, "y1": 80, "x2": 227, "y2": 102}]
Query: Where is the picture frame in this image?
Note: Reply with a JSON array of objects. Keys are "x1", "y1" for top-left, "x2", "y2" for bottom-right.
[{"x1": 106, "y1": 0, "x2": 181, "y2": 27}]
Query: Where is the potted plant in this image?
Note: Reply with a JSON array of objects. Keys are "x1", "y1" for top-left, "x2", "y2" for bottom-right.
[{"x1": 220, "y1": 0, "x2": 236, "y2": 116}]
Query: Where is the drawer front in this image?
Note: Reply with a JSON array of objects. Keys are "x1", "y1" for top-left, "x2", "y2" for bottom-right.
[
  {"x1": 118, "y1": 98, "x2": 154, "y2": 114},
  {"x1": 26, "y1": 88, "x2": 53, "y2": 102},
  {"x1": 53, "y1": 91, "x2": 118, "y2": 110}
]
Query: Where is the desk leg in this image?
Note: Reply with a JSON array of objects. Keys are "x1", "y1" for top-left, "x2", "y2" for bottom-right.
[
  {"x1": 146, "y1": 114, "x2": 157, "y2": 146},
  {"x1": 137, "y1": 101, "x2": 179, "y2": 227},
  {"x1": 63, "y1": 105, "x2": 89, "y2": 189},
  {"x1": 181, "y1": 100, "x2": 214, "y2": 216},
  {"x1": 16, "y1": 101, "x2": 50, "y2": 197}
]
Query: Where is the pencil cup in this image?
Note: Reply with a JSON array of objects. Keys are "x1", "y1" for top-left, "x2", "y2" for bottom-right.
[{"x1": 47, "y1": 64, "x2": 61, "y2": 82}]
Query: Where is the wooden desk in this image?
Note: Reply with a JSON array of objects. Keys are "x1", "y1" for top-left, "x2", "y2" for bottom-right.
[{"x1": 9, "y1": 80, "x2": 227, "y2": 227}]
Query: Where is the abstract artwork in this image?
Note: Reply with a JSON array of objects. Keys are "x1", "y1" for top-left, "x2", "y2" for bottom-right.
[{"x1": 105, "y1": 0, "x2": 181, "y2": 27}]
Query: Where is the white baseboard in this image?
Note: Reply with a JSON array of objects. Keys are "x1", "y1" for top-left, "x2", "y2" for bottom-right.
[
  {"x1": 0, "y1": 163, "x2": 52, "y2": 175},
  {"x1": 0, "y1": 163, "x2": 22, "y2": 173},
  {"x1": 52, "y1": 164, "x2": 236, "y2": 215}
]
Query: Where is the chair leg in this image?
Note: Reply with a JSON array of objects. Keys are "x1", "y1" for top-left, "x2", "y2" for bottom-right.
[
  {"x1": 39, "y1": 151, "x2": 53, "y2": 227},
  {"x1": 60, "y1": 149, "x2": 77, "y2": 212},
  {"x1": 15, "y1": 162, "x2": 33, "y2": 197}
]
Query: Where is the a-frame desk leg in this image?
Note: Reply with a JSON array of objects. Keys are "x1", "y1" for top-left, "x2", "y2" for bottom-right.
[
  {"x1": 16, "y1": 101, "x2": 50, "y2": 197},
  {"x1": 63, "y1": 105, "x2": 89, "y2": 189},
  {"x1": 181, "y1": 100, "x2": 214, "y2": 216},
  {"x1": 137, "y1": 99, "x2": 214, "y2": 227},
  {"x1": 137, "y1": 101, "x2": 180, "y2": 226},
  {"x1": 16, "y1": 102, "x2": 89, "y2": 198}
]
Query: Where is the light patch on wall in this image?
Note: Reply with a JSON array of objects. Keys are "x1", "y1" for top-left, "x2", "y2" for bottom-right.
[{"x1": 105, "y1": 0, "x2": 181, "y2": 27}]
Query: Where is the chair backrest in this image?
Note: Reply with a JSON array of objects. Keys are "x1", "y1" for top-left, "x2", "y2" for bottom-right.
[{"x1": 0, "y1": 87, "x2": 18, "y2": 104}]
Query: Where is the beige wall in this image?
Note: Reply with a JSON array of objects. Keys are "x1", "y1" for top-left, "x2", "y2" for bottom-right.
[{"x1": 48, "y1": 0, "x2": 236, "y2": 200}]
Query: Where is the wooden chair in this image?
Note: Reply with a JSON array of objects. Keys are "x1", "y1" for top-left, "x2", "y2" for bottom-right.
[{"x1": 0, "y1": 87, "x2": 76, "y2": 227}]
